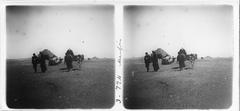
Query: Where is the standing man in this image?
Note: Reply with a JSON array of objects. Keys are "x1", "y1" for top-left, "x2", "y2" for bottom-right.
[
  {"x1": 177, "y1": 52, "x2": 185, "y2": 71},
  {"x1": 179, "y1": 48, "x2": 187, "y2": 55},
  {"x1": 65, "y1": 53, "x2": 73, "y2": 72},
  {"x1": 151, "y1": 51, "x2": 159, "y2": 72},
  {"x1": 39, "y1": 52, "x2": 47, "y2": 73},
  {"x1": 178, "y1": 48, "x2": 187, "y2": 67},
  {"x1": 32, "y1": 53, "x2": 38, "y2": 73},
  {"x1": 66, "y1": 48, "x2": 74, "y2": 57},
  {"x1": 144, "y1": 52, "x2": 151, "y2": 72}
]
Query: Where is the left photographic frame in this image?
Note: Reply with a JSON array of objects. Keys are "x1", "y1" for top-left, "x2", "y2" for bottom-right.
[{"x1": 6, "y1": 5, "x2": 115, "y2": 109}]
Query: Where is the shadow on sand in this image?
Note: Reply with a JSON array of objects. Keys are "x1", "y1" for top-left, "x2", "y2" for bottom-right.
[
  {"x1": 60, "y1": 67, "x2": 81, "y2": 72},
  {"x1": 172, "y1": 66, "x2": 193, "y2": 71},
  {"x1": 172, "y1": 66, "x2": 179, "y2": 69},
  {"x1": 59, "y1": 68, "x2": 68, "y2": 70}
]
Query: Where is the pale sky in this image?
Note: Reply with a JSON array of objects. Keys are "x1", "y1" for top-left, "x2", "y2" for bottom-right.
[
  {"x1": 124, "y1": 5, "x2": 233, "y2": 58},
  {"x1": 7, "y1": 6, "x2": 114, "y2": 59}
]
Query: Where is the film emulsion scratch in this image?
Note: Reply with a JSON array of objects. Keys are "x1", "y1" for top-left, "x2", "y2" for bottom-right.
[
  {"x1": 123, "y1": 5, "x2": 233, "y2": 109},
  {"x1": 6, "y1": 5, "x2": 115, "y2": 109}
]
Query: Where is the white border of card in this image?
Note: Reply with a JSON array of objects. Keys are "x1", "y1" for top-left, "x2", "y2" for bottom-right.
[{"x1": 0, "y1": 0, "x2": 239, "y2": 111}]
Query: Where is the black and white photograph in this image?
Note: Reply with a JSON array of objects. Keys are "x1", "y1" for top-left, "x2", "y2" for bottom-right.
[
  {"x1": 6, "y1": 5, "x2": 115, "y2": 108},
  {"x1": 123, "y1": 5, "x2": 233, "y2": 109}
]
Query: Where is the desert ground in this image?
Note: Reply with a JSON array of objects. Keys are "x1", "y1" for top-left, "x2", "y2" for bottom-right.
[
  {"x1": 7, "y1": 58, "x2": 114, "y2": 109},
  {"x1": 124, "y1": 58, "x2": 232, "y2": 109}
]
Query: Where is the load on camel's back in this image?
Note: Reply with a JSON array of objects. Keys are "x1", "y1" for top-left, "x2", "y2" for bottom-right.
[
  {"x1": 177, "y1": 48, "x2": 198, "y2": 69},
  {"x1": 40, "y1": 49, "x2": 63, "y2": 66},
  {"x1": 65, "y1": 49, "x2": 84, "y2": 63},
  {"x1": 73, "y1": 54, "x2": 84, "y2": 63},
  {"x1": 154, "y1": 48, "x2": 176, "y2": 65}
]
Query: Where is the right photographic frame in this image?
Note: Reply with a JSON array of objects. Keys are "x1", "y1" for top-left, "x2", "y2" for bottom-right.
[{"x1": 123, "y1": 5, "x2": 234, "y2": 109}]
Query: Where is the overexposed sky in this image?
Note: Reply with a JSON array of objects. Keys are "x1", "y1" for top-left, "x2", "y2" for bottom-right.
[
  {"x1": 124, "y1": 5, "x2": 233, "y2": 58},
  {"x1": 7, "y1": 6, "x2": 114, "y2": 59}
]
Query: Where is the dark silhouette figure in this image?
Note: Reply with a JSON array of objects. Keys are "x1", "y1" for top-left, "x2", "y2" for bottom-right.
[
  {"x1": 151, "y1": 51, "x2": 159, "y2": 72},
  {"x1": 39, "y1": 52, "x2": 47, "y2": 73},
  {"x1": 65, "y1": 53, "x2": 73, "y2": 71},
  {"x1": 32, "y1": 53, "x2": 38, "y2": 73},
  {"x1": 178, "y1": 48, "x2": 187, "y2": 67},
  {"x1": 178, "y1": 48, "x2": 187, "y2": 55},
  {"x1": 177, "y1": 52, "x2": 186, "y2": 71},
  {"x1": 144, "y1": 52, "x2": 151, "y2": 72},
  {"x1": 66, "y1": 49, "x2": 74, "y2": 57}
]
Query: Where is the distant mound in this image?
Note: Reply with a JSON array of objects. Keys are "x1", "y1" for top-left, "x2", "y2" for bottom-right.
[
  {"x1": 204, "y1": 56, "x2": 213, "y2": 60},
  {"x1": 92, "y1": 56, "x2": 98, "y2": 60}
]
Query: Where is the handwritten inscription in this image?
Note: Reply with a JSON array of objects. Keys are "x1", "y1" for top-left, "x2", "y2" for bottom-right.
[
  {"x1": 115, "y1": 39, "x2": 123, "y2": 104},
  {"x1": 117, "y1": 39, "x2": 123, "y2": 66}
]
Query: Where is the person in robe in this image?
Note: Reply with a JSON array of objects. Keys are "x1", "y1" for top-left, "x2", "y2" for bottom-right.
[
  {"x1": 151, "y1": 51, "x2": 159, "y2": 72},
  {"x1": 39, "y1": 52, "x2": 47, "y2": 73},
  {"x1": 32, "y1": 53, "x2": 38, "y2": 73},
  {"x1": 144, "y1": 52, "x2": 151, "y2": 72}
]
